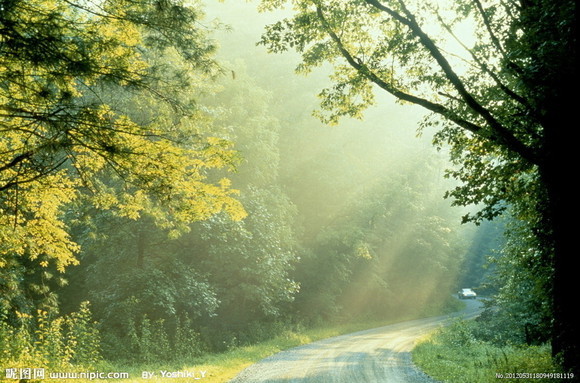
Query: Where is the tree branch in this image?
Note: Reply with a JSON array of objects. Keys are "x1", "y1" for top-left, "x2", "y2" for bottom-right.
[
  {"x1": 315, "y1": 6, "x2": 484, "y2": 139},
  {"x1": 434, "y1": 9, "x2": 530, "y2": 110},
  {"x1": 357, "y1": 0, "x2": 538, "y2": 164},
  {"x1": 0, "y1": 151, "x2": 34, "y2": 173},
  {"x1": 472, "y1": 0, "x2": 508, "y2": 59},
  {"x1": 0, "y1": 156, "x2": 68, "y2": 192}
]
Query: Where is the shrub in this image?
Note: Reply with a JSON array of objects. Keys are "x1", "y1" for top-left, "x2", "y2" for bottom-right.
[
  {"x1": 413, "y1": 319, "x2": 561, "y2": 383},
  {"x1": 0, "y1": 302, "x2": 101, "y2": 370},
  {"x1": 103, "y1": 313, "x2": 205, "y2": 364}
]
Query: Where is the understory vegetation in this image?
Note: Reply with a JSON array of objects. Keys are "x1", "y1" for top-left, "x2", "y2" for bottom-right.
[
  {"x1": 413, "y1": 319, "x2": 561, "y2": 383},
  {"x1": 0, "y1": 303, "x2": 101, "y2": 372},
  {"x1": 1, "y1": 307, "x2": 447, "y2": 382},
  {"x1": 1, "y1": 0, "x2": 574, "y2": 379}
]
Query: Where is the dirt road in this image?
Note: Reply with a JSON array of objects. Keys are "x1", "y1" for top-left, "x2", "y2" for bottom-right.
[{"x1": 229, "y1": 299, "x2": 483, "y2": 383}]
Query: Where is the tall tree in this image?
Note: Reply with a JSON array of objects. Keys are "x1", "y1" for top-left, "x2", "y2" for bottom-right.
[
  {"x1": 258, "y1": 0, "x2": 577, "y2": 372},
  {"x1": 59, "y1": 62, "x2": 300, "y2": 356},
  {"x1": 0, "y1": 0, "x2": 245, "y2": 316},
  {"x1": 188, "y1": 66, "x2": 300, "y2": 340}
]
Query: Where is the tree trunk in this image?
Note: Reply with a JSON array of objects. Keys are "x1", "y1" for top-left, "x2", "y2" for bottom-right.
[
  {"x1": 540, "y1": 96, "x2": 578, "y2": 374},
  {"x1": 545, "y1": 178, "x2": 578, "y2": 375},
  {"x1": 535, "y1": 2, "x2": 576, "y2": 370}
]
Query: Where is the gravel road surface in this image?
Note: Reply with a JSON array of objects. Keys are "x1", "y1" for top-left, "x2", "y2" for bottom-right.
[{"x1": 229, "y1": 299, "x2": 483, "y2": 383}]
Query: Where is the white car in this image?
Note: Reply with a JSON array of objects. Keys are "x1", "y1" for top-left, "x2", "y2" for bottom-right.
[{"x1": 458, "y1": 288, "x2": 477, "y2": 299}]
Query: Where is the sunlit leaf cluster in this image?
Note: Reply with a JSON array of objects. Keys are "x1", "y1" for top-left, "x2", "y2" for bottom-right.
[
  {"x1": 258, "y1": 0, "x2": 577, "y2": 369},
  {"x1": 258, "y1": 0, "x2": 548, "y2": 220},
  {"x1": 1, "y1": 0, "x2": 245, "y2": 306}
]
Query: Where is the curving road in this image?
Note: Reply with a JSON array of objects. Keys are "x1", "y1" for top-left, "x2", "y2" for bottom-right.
[{"x1": 229, "y1": 299, "x2": 483, "y2": 383}]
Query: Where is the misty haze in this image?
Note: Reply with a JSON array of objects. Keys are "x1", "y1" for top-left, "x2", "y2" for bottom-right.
[{"x1": 1, "y1": 0, "x2": 575, "y2": 382}]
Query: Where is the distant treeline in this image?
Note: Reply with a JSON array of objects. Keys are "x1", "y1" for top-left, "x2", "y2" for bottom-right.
[{"x1": 0, "y1": 0, "x2": 534, "y2": 369}]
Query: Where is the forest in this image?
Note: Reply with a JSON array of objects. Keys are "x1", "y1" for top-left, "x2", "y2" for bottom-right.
[{"x1": 0, "y1": 0, "x2": 576, "y2": 380}]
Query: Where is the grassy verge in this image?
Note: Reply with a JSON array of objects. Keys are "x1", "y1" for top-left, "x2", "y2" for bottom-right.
[
  {"x1": 4, "y1": 302, "x2": 460, "y2": 382},
  {"x1": 53, "y1": 313, "x2": 433, "y2": 383},
  {"x1": 412, "y1": 320, "x2": 562, "y2": 383},
  {"x1": 97, "y1": 318, "x2": 409, "y2": 383}
]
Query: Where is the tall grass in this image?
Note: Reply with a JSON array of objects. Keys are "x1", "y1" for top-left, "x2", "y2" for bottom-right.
[
  {"x1": 413, "y1": 319, "x2": 563, "y2": 383},
  {"x1": 0, "y1": 302, "x2": 101, "y2": 371},
  {"x1": 1, "y1": 301, "x2": 462, "y2": 382}
]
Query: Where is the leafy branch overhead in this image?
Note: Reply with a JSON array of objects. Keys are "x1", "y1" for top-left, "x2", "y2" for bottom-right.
[
  {"x1": 258, "y1": 0, "x2": 570, "y2": 222},
  {"x1": 0, "y1": 0, "x2": 246, "y2": 272},
  {"x1": 258, "y1": 0, "x2": 577, "y2": 372}
]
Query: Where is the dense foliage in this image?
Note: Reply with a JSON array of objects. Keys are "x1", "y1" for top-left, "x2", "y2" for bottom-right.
[
  {"x1": 414, "y1": 319, "x2": 561, "y2": 383},
  {"x1": 258, "y1": 0, "x2": 577, "y2": 372},
  {"x1": 0, "y1": 0, "x2": 245, "y2": 320},
  {"x1": 1, "y1": 0, "x2": 514, "y2": 375}
]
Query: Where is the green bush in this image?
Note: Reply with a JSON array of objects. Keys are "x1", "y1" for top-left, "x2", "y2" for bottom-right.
[
  {"x1": 413, "y1": 319, "x2": 561, "y2": 383},
  {"x1": 102, "y1": 313, "x2": 205, "y2": 364},
  {"x1": 436, "y1": 319, "x2": 478, "y2": 347},
  {"x1": 0, "y1": 302, "x2": 101, "y2": 370}
]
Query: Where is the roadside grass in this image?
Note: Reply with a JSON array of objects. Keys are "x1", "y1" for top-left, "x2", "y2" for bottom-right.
[
  {"x1": 100, "y1": 318, "x2": 412, "y2": 383},
  {"x1": 59, "y1": 314, "x2": 434, "y2": 383},
  {"x1": 412, "y1": 320, "x2": 561, "y2": 383},
  {"x1": 4, "y1": 302, "x2": 461, "y2": 382}
]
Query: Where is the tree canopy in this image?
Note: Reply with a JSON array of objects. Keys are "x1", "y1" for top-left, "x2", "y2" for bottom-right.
[
  {"x1": 258, "y1": 0, "x2": 577, "y2": 372},
  {"x1": 0, "y1": 0, "x2": 245, "y2": 316},
  {"x1": 1, "y1": 0, "x2": 574, "y2": 374}
]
